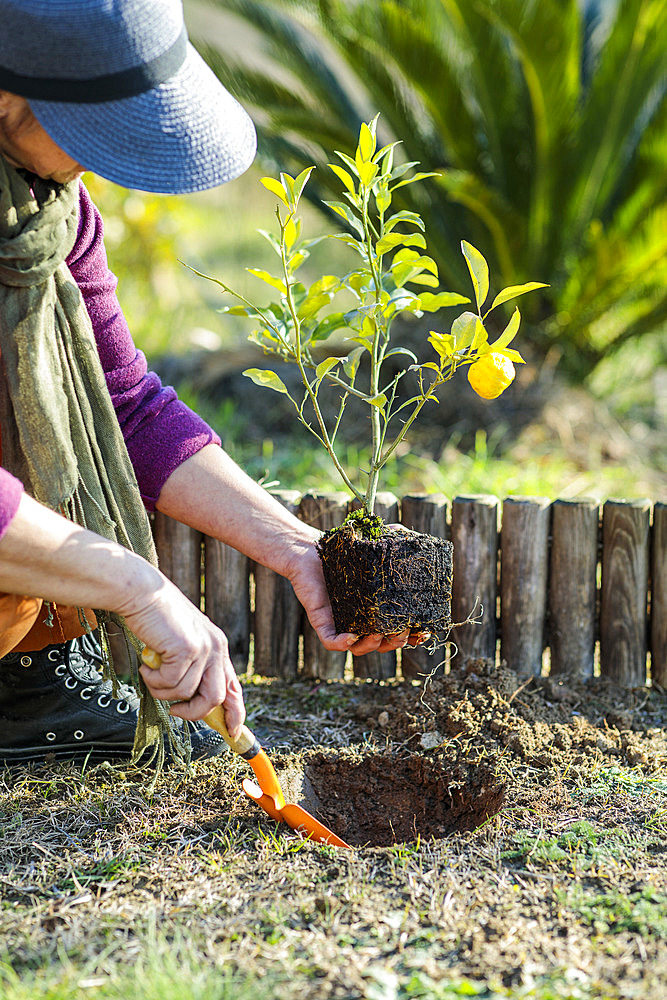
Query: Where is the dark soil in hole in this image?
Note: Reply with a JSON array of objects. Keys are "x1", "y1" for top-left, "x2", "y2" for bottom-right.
[
  {"x1": 290, "y1": 751, "x2": 505, "y2": 847},
  {"x1": 317, "y1": 526, "x2": 453, "y2": 636}
]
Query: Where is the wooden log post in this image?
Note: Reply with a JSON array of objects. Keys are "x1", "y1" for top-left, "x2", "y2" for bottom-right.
[
  {"x1": 204, "y1": 537, "x2": 250, "y2": 672},
  {"x1": 153, "y1": 512, "x2": 203, "y2": 608},
  {"x1": 500, "y1": 497, "x2": 551, "y2": 677},
  {"x1": 451, "y1": 495, "x2": 499, "y2": 666},
  {"x1": 253, "y1": 490, "x2": 302, "y2": 679},
  {"x1": 401, "y1": 494, "x2": 450, "y2": 679},
  {"x1": 600, "y1": 499, "x2": 651, "y2": 687},
  {"x1": 300, "y1": 492, "x2": 349, "y2": 679},
  {"x1": 352, "y1": 492, "x2": 399, "y2": 681},
  {"x1": 548, "y1": 499, "x2": 599, "y2": 678},
  {"x1": 651, "y1": 502, "x2": 667, "y2": 688}
]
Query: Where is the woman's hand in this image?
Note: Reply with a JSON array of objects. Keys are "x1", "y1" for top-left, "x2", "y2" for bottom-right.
[{"x1": 118, "y1": 576, "x2": 245, "y2": 738}]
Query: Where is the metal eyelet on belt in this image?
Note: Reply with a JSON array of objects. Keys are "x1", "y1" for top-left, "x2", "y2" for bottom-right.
[
  {"x1": 47, "y1": 649, "x2": 60, "y2": 662},
  {"x1": 97, "y1": 695, "x2": 111, "y2": 707},
  {"x1": 80, "y1": 687, "x2": 93, "y2": 701},
  {"x1": 54, "y1": 664, "x2": 67, "y2": 677},
  {"x1": 116, "y1": 701, "x2": 131, "y2": 714},
  {"x1": 45, "y1": 732, "x2": 56, "y2": 742},
  {"x1": 20, "y1": 655, "x2": 32, "y2": 667},
  {"x1": 74, "y1": 730, "x2": 84, "y2": 740},
  {"x1": 64, "y1": 676, "x2": 78, "y2": 689}
]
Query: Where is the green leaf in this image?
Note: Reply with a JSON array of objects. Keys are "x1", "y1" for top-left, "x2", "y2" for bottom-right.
[
  {"x1": 298, "y1": 292, "x2": 332, "y2": 321},
  {"x1": 221, "y1": 305, "x2": 254, "y2": 317},
  {"x1": 391, "y1": 171, "x2": 440, "y2": 192},
  {"x1": 323, "y1": 201, "x2": 364, "y2": 236},
  {"x1": 488, "y1": 282, "x2": 549, "y2": 313},
  {"x1": 247, "y1": 268, "x2": 287, "y2": 294},
  {"x1": 359, "y1": 161, "x2": 378, "y2": 186},
  {"x1": 311, "y1": 312, "x2": 348, "y2": 343},
  {"x1": 328, "y1": 233, "x2": 368, "y2": 256},
  {"x1": 280, "y1": 172, "x2": 296, "y2": 201},
  {"x1": 309, "y1": 275, "x2": 339, "y2": 296},
  {"x1": 418, "y1": 291, "x2": 470, "y2": 312},
  {"x1": 257, "y1": 229, "x2": 281, "y2": 255},
  {"x1": 385, "y1": 347, "x2": 418, "y2": 364},
  {"x1": 375, "y1": 187, "x2": 391, "y2": 214},
  {"x1": 293, "y1": 166, "x2": 315, "y2": 203},
  {"x1": 498, "y1": 347, "x2": 526, "y2": 364},
  {"x1": 366, "y1": 393, "x2": 387, "y2": 408},
  {"x1": 315, "y1": 357, "x2": 341, "y2": 380},
  {"x1": 384, "y1": 210, "x2": 425, "y2": 233},
  {"x1": 343, "y1": 345, "x2": 365, "y2": 379},
  {"x1": 334, "y1": 150, "x2": 359, "y2": 177},
  {"x1": 376, "y1": 232, "x2": 427, "y2": 255},
  {"x1": 328, "y1": 163, "x2": 356, "y2": 195},
  {"x1": 461, "y1": 241, "x2": 489, "y2": 310},
  {"x1": 489, "y1": 307, "x2": 521, "y2": 351},
  {"x1": 243, "y1": 369, "x2": 290, "y2": 395},
  {"x1": 403, "y1": 273, "x2": 439, "y2": 288},
  {"x1": 260, "y1": 176, "x2": 289, "y2": 206},
  {"x1": 428, "y1": 332, "x2": 455, "y2": 358},
  {"x1": 358, "y1": 121, "x2": 376, "y2": 161},
  {"x1": 452, "y1": 311, "x2": 486, "y2": 351}
]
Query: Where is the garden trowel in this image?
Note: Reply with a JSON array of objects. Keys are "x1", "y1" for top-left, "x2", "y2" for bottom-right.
[{"x1": 141, "y1": 648, "x2": 351, "y2": 849}]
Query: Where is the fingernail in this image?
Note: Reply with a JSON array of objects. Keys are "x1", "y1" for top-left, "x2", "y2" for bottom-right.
[{"x1": 346, "y1": 634, "x2": 360, "y2": 647}]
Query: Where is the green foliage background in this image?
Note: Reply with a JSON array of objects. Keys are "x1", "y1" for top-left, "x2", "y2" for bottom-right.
[
  {"x1": 86, "y1": 0, "x2": 667, "y2": 499},
  {"x1": 189, "y1": 0, "x2": 667, "y2": 380}
]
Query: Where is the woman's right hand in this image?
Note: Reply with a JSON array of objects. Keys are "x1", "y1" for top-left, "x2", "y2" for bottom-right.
[{"x1": 120, "y1": 575, "x2": 245, "y2": 737}]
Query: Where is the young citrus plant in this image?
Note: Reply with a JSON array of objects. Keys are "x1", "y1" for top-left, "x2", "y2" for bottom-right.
[{"x1": 191, "y1": 116, "x2": 546, "y2": 518}]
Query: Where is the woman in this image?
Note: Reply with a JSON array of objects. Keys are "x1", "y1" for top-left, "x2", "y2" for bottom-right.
[{"x1": 0, "y1": 0, "x2": 414, "y2": 765}]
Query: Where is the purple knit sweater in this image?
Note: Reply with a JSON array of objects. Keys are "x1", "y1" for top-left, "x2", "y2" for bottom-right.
[{"x1": 0, "y1": 182, "x2": 220, "y2": 539}]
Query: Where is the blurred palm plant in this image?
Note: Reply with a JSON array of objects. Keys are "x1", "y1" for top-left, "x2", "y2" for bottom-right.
[{"x1": 189, "y1": 0, "x2": 667, "y2": 378}]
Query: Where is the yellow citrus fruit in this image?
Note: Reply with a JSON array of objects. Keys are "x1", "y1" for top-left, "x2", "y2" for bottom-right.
[{"x1": 467, "y1": 352, "x2": 516, "y2": 399}]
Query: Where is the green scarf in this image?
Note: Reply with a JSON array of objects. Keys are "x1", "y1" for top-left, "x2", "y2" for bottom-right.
[{"x1": 0, "y1": 156, "x2": 188, "y2": 769}]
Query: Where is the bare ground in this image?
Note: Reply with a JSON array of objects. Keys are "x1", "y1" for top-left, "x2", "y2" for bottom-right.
[{"x1": 1, "y1": 659, "x2": 666, "y2": 998}]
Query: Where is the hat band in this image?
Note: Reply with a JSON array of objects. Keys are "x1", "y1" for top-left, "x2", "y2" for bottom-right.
[{"x1": 0, "y1": 26, "x2": 187, "y2": 104}]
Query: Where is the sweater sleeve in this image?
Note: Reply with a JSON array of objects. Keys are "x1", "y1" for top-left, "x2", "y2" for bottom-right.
[
  {"x1": 66, "y1": 182, "x2": 221, "y2": 511},
  {"x1": 0, "y1": 467, "x2": 24, "y2": 541}
]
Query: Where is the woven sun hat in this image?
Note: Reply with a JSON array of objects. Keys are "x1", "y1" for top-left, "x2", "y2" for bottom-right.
[{"x1": 0, "y1": 0, "x2": 257, "y2": 194}]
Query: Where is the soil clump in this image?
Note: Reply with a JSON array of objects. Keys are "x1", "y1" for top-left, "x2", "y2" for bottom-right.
[{"x1": 317, "y1": 524, "x2": 453, "y2": 636}]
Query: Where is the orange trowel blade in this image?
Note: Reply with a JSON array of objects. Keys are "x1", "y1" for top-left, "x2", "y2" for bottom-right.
[
  {"x1": 242, "y1": 778, "x2": 284, "y2": 823},
  {"x1": 242, "y1": 778, "x2": 351, "y2": 849},
  {"x1": 280, "y1": 803, "x2": 351, "y2": 849}
]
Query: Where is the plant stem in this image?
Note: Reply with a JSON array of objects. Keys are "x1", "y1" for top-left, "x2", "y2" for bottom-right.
[
  {"x1": 362, "y1": 186, "x2": 385, "y2": 516},
  {"x1": 279, "y1": 223, "x2": 363, "y2": 503}
]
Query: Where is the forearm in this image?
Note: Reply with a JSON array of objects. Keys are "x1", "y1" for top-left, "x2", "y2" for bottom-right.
[
  {"x1": 156, "y1": 443, "x2": 317, "y2": 577},
  {"x1": 0, "y1": 492, "x2": 160, "y2": 614}
]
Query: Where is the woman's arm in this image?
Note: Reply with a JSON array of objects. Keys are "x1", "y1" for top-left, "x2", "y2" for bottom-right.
[
  {"x1": 0, "y1": 491, "x2": 245, "y2": 735},
  {"x1": 154, "y1": 443, "x2": 412, "y2": 658}
]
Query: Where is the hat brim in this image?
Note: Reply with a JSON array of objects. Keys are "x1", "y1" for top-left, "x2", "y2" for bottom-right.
[{"x1": 29, "y1": 43, "x2": 256, "y2": 194}]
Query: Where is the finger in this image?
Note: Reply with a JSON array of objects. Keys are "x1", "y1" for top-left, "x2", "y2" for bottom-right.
[
  {"x1": 316, "y1": 625, "x2": 360, "y2": 651},
  {"x1": 376, "y1": 629, "x2": 411, "y2": 652},
  {"x1": 349, "y1": 634, "x2": 383, "y2": 656},
  {"x1": 406, "y1": 631, "x2": 430, "y2": 647},
  {"x1": 140, "y1": 658, "x2": 203, "y2": 702},
  {"x1": 139, "y1": 652, "x2": 198, "y2": 692},
  {"x1": 168, "y1": 664, "x2": 227, "y2": 722}
]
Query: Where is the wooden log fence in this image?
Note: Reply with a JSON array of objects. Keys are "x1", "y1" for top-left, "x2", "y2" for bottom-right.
[{"x1": 151, "y1": 493, "x2": 666, "y2": 689}]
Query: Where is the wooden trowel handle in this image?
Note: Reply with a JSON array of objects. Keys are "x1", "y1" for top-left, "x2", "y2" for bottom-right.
[{"x1": 140, "y1": 647, "x2": 258, "y2": 757}]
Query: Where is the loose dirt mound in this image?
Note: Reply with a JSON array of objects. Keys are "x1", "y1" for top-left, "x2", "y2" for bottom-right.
[{"x1": 357, "y1": 658, "x2": 667, "y2": 786}]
